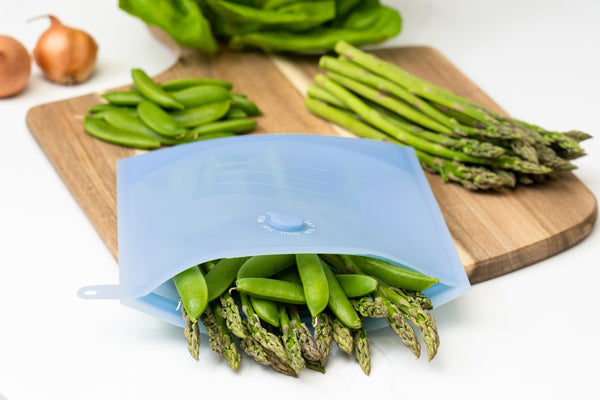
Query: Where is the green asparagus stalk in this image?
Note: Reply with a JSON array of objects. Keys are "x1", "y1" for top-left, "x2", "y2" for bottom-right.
[
  {"x1": 219, "y1": 292, "x2": 247, "y2": 339},
  {"x1": 380, "y1": 286, "x2": 440, "y2": 361},
  {"x1": 238, "y1": 321, "x2": 297, "y2": 377},
  {"x1": 199, "y1": 302, "x2": 241, "y2": 370},
  {"x1": 373, "y1": 289, "x2": 421, "y2": 358},
  {"x1": 289, "y1": 307, "x2": 321, "y2": 362},
  {"x1": 240, "y1": 293, "x2": 291, "y2": 368},
  {"x1": 351, "y1": 295, "x2": 388, "y2": 318},
  {"x1": 313, "y1": 313, "x2": 333, "y2": 368},
  {"x1": 181, "y1": 303, "x2": 200, "y2": 361},
  {"x1": 354, "y1": 326, "x2": 371, "y2": 376},
  {"x1": 278, "y1": 304, "x2": 306, "y2": 374},
  {"x1": 332, "y1": 316, "x2": 354, "y2": 354}
]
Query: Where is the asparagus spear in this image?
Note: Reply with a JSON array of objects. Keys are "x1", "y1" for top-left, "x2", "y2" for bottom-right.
[
  {"x1": 289, "y1": 306, "x2": 321, "y2": 362},
  {"x1": 351, "y1": 295, "x2": 388, "y2": 318},
  {"x1": 354, "y1": 325, "x2": 371, "y2": 376},
  {"x1": 181, "y1": 303, "x2": 200, "y2": 361},
  {"x1": 278, "y1": 304, "x2": 306, "y2": 374},
  {"x1": 199, "y1": 302, "x2": 241, "y2": 370},
  {"x1": 313, "y1": 313, "x2": 333, "y2": 368},
  {"x1": 238, "y1": 321, "x2": 297, "y2": 377},
  {"x1": 332, "y1": 316, "x2": 354, "y2": 354},
  {"x1": 380, "y1": 286, "x2": 440, "y2": 361},
  {"x1": 219, "y1": 292, "x2": 247, "y2": 339},
  {"x1": 373, "y1": 289, "x2": 421, "y2": 358}
]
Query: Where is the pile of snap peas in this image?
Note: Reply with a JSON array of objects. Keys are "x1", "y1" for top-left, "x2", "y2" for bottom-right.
[
  {"x1": 172, "y1": 253, "x2": 440, "y2": 377},
  {"x1": 83, "y1": 68, "x2": 262, "y2": 149}
]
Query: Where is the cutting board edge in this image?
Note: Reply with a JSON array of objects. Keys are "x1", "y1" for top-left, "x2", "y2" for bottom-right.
[{"x1": 466, "y1": 194, "x2": 598, "y2": 283}]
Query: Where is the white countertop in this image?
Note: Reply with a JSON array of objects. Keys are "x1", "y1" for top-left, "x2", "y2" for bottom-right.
[{"x1": 1, "y1": 1, "x2": 598, "y2": 399}]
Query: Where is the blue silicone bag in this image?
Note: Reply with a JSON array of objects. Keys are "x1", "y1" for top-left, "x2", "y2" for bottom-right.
[{"x1": 79, "y1": 134, "x2": 470, "y2": 328}]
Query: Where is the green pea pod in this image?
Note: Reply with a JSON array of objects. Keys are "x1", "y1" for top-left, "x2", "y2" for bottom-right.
[
  {"x1": 275, "y1": 266, "x2": 302, "y2": 285},
  {"x1": 137, "y1": 101, "x2": 186, "y2": 137},
  {"x1": 170, "y1": 100, "x2": 231, "y2": 128},
  {"x1": 250, "y1": 296, "x2": 280, "y2": 327},
  {"x1": 236, "y1": 277, "x2": 306, "y2": 304},
  {"x1": 187, "y1": 118, "x2": 256, "y2": 137},
  {"x1": 231, "y1": 93, "x2": 262, "y2": 116},
  {"x1": 348, "y1": 255, "x2": 439, "y2": 291},
  {"x1": 161, "y1": 78, "x2": 233, "y2": 91},
  {"x1": 172, "y1": 265, "x2": 208, "y2": 322},
  {"x1": 83, "y1": 115, "x2": 161, "y2": 149},
  {"x1": 186, "y1": 132, "x2": 236, "y2": 143},
  {"x1": 100, "y1": 109, "x2": 183, "y2": 146},
  {"x1": 204, "y1": 257, "x2": 249, "y2": 301},
  {"x1": 88, "y1": 103, "x2": 138, "y2": 116},
  {"x1": 131, "y1": 68, "x2": 184, "y2": 110},
  {"x1": 170, "y1": 85, "x2": 232, "y2": 108},
  {"x1": 296, "y1": 254, "x2": 329, "y2": 318},
  {"x1": 225, "y1": 106, "x2": 248, "y2": 119},
  {"x1": 335, "y1": 274, "x2": 378, "y2": 298},
  {"x1": 237, "y1": 254, "x2": 296, "y2": 279},
  {"x1": 320, "y1": 258, "x2": 362, "y2": 329},
  {"x1": 101, "y1": 91, "x2": 147, "y2": 106}
]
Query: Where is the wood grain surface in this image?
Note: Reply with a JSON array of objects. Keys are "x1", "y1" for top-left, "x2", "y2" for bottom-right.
[{"x1": 26, "y1": 42, "x2": 597, "y2": 284}]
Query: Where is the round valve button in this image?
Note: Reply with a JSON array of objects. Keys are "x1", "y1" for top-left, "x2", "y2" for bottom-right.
[{"x1": 267, "y1": 212, "x2": 305, "y2": 232}]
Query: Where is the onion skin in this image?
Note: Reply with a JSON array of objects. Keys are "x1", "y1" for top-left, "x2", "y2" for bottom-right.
[
  {"x1": 33, "y1": 15, "x2": 98, "y2": 85},
  {"x1": 0, "y1": 35, "x2": 31, "y2": 98}
]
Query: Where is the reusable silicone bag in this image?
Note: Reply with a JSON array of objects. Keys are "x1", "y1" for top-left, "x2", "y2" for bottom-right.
[{"x1": 79, "y1": 134, "x2": 470, "y2": 329}]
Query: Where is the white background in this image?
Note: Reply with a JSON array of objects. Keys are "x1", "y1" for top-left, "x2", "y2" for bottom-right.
[{"x1": 1, "y1": 1, "x2": 599, "y2": 399}]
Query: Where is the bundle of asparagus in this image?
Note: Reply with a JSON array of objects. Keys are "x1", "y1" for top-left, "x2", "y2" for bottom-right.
[
  {"x1": 178, "y1": 254, "x2": 440, "y2": 377},
  {"x1": 306, "y1": 41, "x2": 591, "y2": 190}
]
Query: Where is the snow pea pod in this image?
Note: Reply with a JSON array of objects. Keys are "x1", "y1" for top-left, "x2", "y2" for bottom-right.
[
  {"x1": 170, "y1": 100, "x2": 231, "y2": 127},
  {"x1": 237, "y1": 254, "x2": 296, "y2": 279},
  {"x1": 187, "y1": 118, "x2": 256, "y2": 136},
  {"x1": 88, "y1": 103, "x2": 138, "y2": 116},
  {"x1": 320, "y1": 258, "x2": 362, "y2": 329},
  {"x1": 250, "y1": 296, "x2": 280, "y2": 327},
  {"x1": 83, "y1": 115, "x2": 161, "y2": 149},
  {"x1": 296, "y1": 254, "x2": 329, "y2": 318},
  {"x1": 275, "y1": 266, "x2": 302, "y2": 285},
  {"x1": 235, "y1": 277, "x2": 306, "y2": 304},
  {"x1": 231, "y1": 93, "x2": 262, "y2": 116},
  {"x1": 100, "y1": 109, "x2": 181, "y2": 146},
  {"x1": 225, "y1": 106, "x2": 248, "y2": 119},
  {"x1": 161, "y1": 77, "x2": 233, "y2": 91},
  {"x1": 101, "y1": 90, "x2": 146, "y2": 106},
  {"x1": 131, "y1": 68, "x2": 184, "y2": 110},
  {"x1": 348, "y1": 255, "x2": 439, "y2": 291},
  {"x1": 204, "y1": 257, "x2": 249, "y2": 301},
  {"x1": 172, "y1": 265, "x2": 208, "y2": 322},
  {"x1": 335, "y1": 274, "x2": 378, "y2": 298},
  {"x1": 186, "y1": 132, "x2": 236, "y2": 142},
  {"x1": 170, "y1": 85, "x2": 232, "y2": 108},
  {"x1": 137, "y1": 100, "x2": 186, "y2": 137}
]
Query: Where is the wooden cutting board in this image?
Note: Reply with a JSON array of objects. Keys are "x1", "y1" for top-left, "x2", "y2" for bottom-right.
[{"x1": 25, "y1": 35, "x2": 597, "y2": 284}]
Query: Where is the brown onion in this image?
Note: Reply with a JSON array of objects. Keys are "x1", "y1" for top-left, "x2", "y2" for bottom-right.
[
  {"x1": 33, "y1": 15, "x2": 98, "y2": 85},
  {"x1": 0, "y1": 35, "x2": 31, "y2": 98}
]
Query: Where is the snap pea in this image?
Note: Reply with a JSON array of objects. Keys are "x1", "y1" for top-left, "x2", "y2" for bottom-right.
[
  {"x1": 225, "y1": 106, "x2": 248, "y2": 119},
  {"x1": 187, "y1": 118, "x2": 256, "y2": 136},
  {"x1": 237, "y1": 254, "x2": 296, "y2": 279},
  {"x1": 101, "y1": 90, "x2": 147, "y2": 106},
  {"x1": 235, "y1": 277, "x2": 306, "y2": 304},
  {"x1": 161, "y1": 77, "x2": 233, "y2": 91},
  {"x1": 320, "y1": 258, "x2": 362, "y2": 330},
  {"x1": 204, "y1": 257, "x2": 249, "y2": 301},
  {"x1": 335, "y1": 274, "x2": 378, "y2": 298},
  {"x1": 275, "y1": 266, "x2": 302, "y2": 285},
  {"x1": 186, "y1": 132, "x2": 236, "y2": 142},
  {"x1": 100, "y1": 109, "x2": 184, "y2": 146},
  {"x1": 83, "y1": 115, "x2": 161, "y2": 149},
  {"x1": 348, "y1": 255, "x2": 439, "y2": 291},
  {"x1": 88, "y1": 103, "x2": 138, "y2": 116},
  {"x1": 137, "y1": 100, "x2": 186, "y2": 137},
  {"x1": 250, "y1": 296, "x2": 280, "y2": 327},
  {"x1": 172, "y1": 265, "x2": 208, "y2": 322},
  {"x1": 170, "y1": 85, "x2": 232, "y2": 108},
  {"x1": 131, "y1": 68, "x2": 184, "y2": 110},
  {"x1": 296, "y1": 254, "x2": 329, "y2": 318},
  {"x1": 170, "y1": 100, "x2": 231, "y2": 128},
  {"x1": 231, "y1": 93, "x2": 262, "y2": 116}
]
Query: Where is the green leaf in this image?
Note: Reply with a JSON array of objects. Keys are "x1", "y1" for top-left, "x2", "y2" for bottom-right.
[{"x1": 119, "y1": 0, "x2": 218, "y2": 52}]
